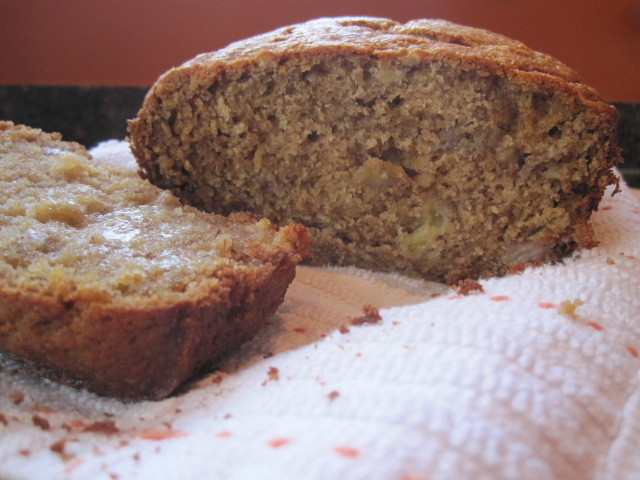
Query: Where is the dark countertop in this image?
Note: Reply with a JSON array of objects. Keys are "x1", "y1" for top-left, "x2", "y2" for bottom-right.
[
  {"x1": 1, "y1": 85, "x2": 638, "y2": 187},
  {"x1": 0, "y1": 85, "x2": 147, "y2": 149},
  {"x1": 613, "y1": 102, "x2": 640, "y2": 188}
]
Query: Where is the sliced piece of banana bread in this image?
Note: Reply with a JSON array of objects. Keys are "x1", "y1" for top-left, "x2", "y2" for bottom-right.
[
  {"x1": 0, "y1": 121, "x2": 311, "y2": 400},
  {"x1": 128, "y1": 17, "x2": 621, "y2": 282}
]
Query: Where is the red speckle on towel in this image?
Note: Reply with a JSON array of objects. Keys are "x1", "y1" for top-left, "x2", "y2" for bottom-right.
[
  {"x1": 539, "y1": 302, "x2": 556, "y2": 309},
  {"x1": 64, "y1": 459, "x2": 85, "y2": 474},
  {"x1": 490, "y1": 295, "x2": 510, "y2": 302},
  {"x1": 138, "y1": 429, "x2": 188, "y2": 441},
  {"x1": 50, "y1": 438, "x2": 67, "y2": 455},
  {"x1": 83, "y1": 421, "x2": 119, "y2": 435},
  {"x1": 328, "y1": 391, "x2": 340, "y2": 401},
  {"x1": 35, "y1": 406, "x2": 54, "y2": 414},
  {"x1": 334, "y1": 445, "x2": 360, "y2": 458},
  {"x1": 216, "y1": 430, "x2": 232, "y2": 438},
  {"x1": 32, "y1": 415, "x2": 50, "y2": 431},
  {"x1": 351, "y1": 305, "x2": 382, "y2": 326},
  {"x1": 62, "y1": 419, "x2": 86, "y2": 432},
  {"x1": 446, "y1": 295, "x2": 462, "y2": 300},
  {"x1": 9, "y1": 391, "x2": 24, "y2": 405},
  {"x1": 18, "y1": 449, "x2": 30, "y2": 456},
  {"x1": 628, "y1": 346, "x2": 639, "y2": 358},
  {"x1": 587, "y1": 322, "x2": 604, "y2": 331},
  {"x1": 268, "y1": 437, "x2": 290, "y2": 448},
  {"x1": 453, "y1": 278, "x2": 484, "y2": 295}
]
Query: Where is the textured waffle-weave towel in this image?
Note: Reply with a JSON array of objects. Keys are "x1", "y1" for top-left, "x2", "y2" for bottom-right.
[{"x1": 0, "y1": 140, "x2": 638, "y2": 480}]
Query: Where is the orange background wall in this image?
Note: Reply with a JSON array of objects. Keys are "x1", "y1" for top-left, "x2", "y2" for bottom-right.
[{"x1": 1, "y1": 0, "x2": 639, "y2": 101}]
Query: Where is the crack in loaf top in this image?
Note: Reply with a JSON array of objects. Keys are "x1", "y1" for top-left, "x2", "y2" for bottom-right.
[{"x1": 149, "y1": 17, "x2": 614, "y2": 118}]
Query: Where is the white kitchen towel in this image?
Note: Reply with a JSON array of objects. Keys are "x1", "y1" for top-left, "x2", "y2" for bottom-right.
[{"x1": 0, "y1": 141, "x2": 638, "y2": 480}]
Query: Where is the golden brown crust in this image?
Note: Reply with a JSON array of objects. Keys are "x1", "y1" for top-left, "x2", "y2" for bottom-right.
[
  {"x1": 0, "y1": 121, "x2": 311, "y2": 400},
  {"x1": 1, "y1": 255, "x2": 301, "y2": 399}
]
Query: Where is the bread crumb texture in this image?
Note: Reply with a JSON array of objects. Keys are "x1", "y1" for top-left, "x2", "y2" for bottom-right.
[
  {"x1": 0, "y1": 121, "x2": 311, "y2": 400},
  {"x1": 129, "y1": 17, "x2": 621, "y2": 282}
]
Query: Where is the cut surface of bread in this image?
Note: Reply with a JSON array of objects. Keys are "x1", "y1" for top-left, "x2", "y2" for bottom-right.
[
  {"x1": 129, "y1": 17, "x2": 621, "y2": 282},
  {"x1": 0, "y1": 121, "x2": 311, "y2": 400}
]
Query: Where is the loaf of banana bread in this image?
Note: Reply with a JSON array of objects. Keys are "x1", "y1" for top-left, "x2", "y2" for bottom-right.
[
  {"x1": 129, "y1": 17, "x2": 621, "y2": 282},
  {"x1": 0, "y1": 121, "x2": 311, "y2": 400}
]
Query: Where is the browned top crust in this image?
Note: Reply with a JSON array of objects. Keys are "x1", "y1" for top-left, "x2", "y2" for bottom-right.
[{"x1": 149, "y1": 17, "x2": 614, "y2": 119}]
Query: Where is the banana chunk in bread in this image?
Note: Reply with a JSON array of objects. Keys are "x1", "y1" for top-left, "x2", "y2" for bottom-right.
[
  {"x1": 0, "y1": 121, "x2": 311, "y2": 400},
  {"x1": 129, "y1": 17, "x2": 621, "y2": 282}
]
